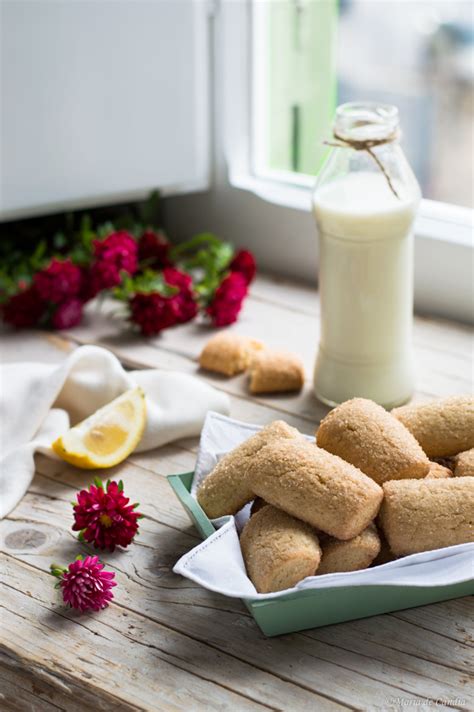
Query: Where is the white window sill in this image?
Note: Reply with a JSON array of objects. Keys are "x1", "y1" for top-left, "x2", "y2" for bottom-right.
[{"x1": 229, "y1": 169, "x2": 474, "y2": 249}]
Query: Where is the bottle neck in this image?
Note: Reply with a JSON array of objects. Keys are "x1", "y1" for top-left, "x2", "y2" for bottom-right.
[{"x1": 334, "y1": 102, "x2": 399, "y2": 144}]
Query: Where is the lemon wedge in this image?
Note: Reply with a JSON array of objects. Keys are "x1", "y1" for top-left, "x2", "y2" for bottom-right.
[{"x1": 52, "y1": 387, "x2": 146, "y2": 469}]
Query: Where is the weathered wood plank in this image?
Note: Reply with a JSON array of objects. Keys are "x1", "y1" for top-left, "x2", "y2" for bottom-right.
[
  {"x1": 3, "y1": 475, "x2": 472, "y2": 709},
  {"x1": 0, "y1": 648, "x2": 136, "y2": 712},
  {"x1": 1, "y1": 276, "x2": 472, "y2": 711},
  {"x1": 33, "y1": 453, "x2": 474, "y2": 655},
  {"x1": 59, "y1": 283, "x2": 472, "y2": 422},
  {"x1": 0, "y1": 331, "x2": 74, "y2": 366},
  {"x1": 390, "y1": 604, "x2": 474, "y2": 646},
  {"x1": 3, "y1": 555, "x2": 341, "y2": 712}
]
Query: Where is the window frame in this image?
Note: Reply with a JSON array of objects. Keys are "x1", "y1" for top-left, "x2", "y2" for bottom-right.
[
  {"x1": 245, "y1": 1, "x2": 473, "y2": 247},
  {"x1": 166, "y1": 0, "x2": 473, "y2": 323}
]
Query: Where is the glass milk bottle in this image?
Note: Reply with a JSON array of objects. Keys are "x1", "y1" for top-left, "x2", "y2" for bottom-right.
[{"x1": 312, "y1": 102, "x2": 421, "y2": 408}]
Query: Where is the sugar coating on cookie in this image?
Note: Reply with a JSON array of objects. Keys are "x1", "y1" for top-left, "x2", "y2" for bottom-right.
[
  {"x1": 316, "y1": 398, "x2": 430, "y2": 485},
  {"x1": 240, "y1": 504, "x2": 321, "y2": 593},
  {"x1": 454, "y1": 448, "x2": 474, "y2": 478},
  {"x1": 392, "y1": 396, "x2": 474, "y2": 458},
  {"x1": 251, "y1": 438, "x2": 383, "y2": 540},
  {"x1": 426, "y1": 462, "x2": 452, "y2": 479},
  {"x1": 379, "y1": 477, "x2": 474, "y2": 556},
  {"x1": 197, "y1": 420, "x2": 303, "y2": 518},
  {"x1": 248, "y1": 350, "x2": 304, "y2": 394},
  {"x1": 199, "y1": 332, "x2": 264, "y2": 376},
  {"x1": 317, "y1": 524, "x2": 381, "y2": 575}
]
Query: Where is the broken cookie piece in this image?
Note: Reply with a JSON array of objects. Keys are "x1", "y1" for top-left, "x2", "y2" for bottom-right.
[
  {"x1": 248, "y1": 350, "x2": 304, "y2": 394},
  {"x1": 426, "y1": 462, "x2": 452, "y2": 479},
  {"x1": 199, "y1": 332, "x2": 264, "y2": 376},
  {"x1": 453, "y1": 448, "x2": 474, "y2": 478}
]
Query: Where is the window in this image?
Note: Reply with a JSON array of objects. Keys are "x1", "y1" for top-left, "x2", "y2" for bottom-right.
[{"x1": 252, "y1": 0, "x2": 474, "y2": 209}]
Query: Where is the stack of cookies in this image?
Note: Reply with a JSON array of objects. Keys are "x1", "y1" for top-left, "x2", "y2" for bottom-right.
[
  {"x1": 199, "y1": 332, "x2": 305, "y2": 394},
  {"x1": 197, "y1": 396, "x2": 474, "y2": 593}
]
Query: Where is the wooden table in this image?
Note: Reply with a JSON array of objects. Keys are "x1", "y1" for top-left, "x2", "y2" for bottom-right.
[{"x1": 1, "y1": 274, "x2": 473, "y2": 712}]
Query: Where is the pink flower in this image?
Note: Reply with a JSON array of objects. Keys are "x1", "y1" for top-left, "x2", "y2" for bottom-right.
[
  {"x1": 138, "y1": 230, "x2": 171, "y2": 269},
  {"x1": 206, "y1": 272, "x2": 248, "y2": 326},
  {"x1": 2, "y1": 286, "x2": 47, "y2": 328},
  {"x1": 52, "y1": 298, "x2": 83, "y2": 329},
  {"x1": 129, "y1": 292, "x2": 179, "y2": 335},
  {"x1": 229, "y1": 249, "x2": 256, "y2": 285},
  {"x1": 89, "y1": 231, "x2": 138, "y2": 295},
  {"x1": 72, "y1": 480, "x2": 142, "y2": 551},
  {"x1": 34, "y1": 258, "x2": 82, "y2": 303},
  {"x1": 51, "y1": 556, "x2": 116, "y2": 612}
]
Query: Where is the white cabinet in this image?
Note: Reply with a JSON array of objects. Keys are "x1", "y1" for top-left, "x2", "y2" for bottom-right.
[{"x1": 0, "y1": 0, "x2": 210, "y2": 219}]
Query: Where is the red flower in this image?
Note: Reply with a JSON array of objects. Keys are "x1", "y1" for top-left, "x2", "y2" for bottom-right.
[
  {"x1": 163, "y1": 267, "x2": 192, "y2": 291},
  {"x1": 229, "y1": 249, "x2": 256, "y2": 285},
  {"x1": 206, "y1": 272, "x2": 248, "y2": 326},
  {"x1": 138, "y1": 230, "x2": 171, "y2": 269},
  {"x1": 2, "y1": 286, "x2": 47, "y2": 328},
  {"x1": 172, "y1": 290, "x2": 198, "y2": 324},
  {"x1": 51, "y1": 556, "x2": 116, "y2": 612},
  {"x1": 89, "y1": 231, "x2": 138, "y2": 295},
  {"x1": 72, "y1": 480, "x2": 142, "y2": 551},
  {"x1": 88, "y1": 261, "x2": 121, "y2": 297},
  {"x1": 129, "y1": 292, "x2": 179, "y2": 335},
  {"x1": 34, "y1": 258, "x2": 82, "y2": 303},
  {"x1": 164, "y1": 267, "x2": 198, "y2": 324},
  {"x1": 52, "y1": 298, "x2": 83, "y2": 329}
]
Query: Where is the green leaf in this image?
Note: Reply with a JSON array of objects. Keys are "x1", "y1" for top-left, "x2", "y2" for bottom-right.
[
  {"x1": 118, "y1": 480, "x2": 124, "y2": 492},
  {"x1": 50, "y1": 564, "x2": 66, "y2": 578},
  {"x1": 96, "y1": 221, "x2": 116, "y2": 239},
  {"x1": 93, "y1": 477, "x2": 103, "y2": 490},
  {"x1": 170, "y1": 232, "x2": 221, "y2": 260},
  {"x1": 30, "y1": 240, "x2": 47, "y2": 270},
  {"x1": 138, "y1": 189, "x2": 161, "y2": 227},
  {"x1": 53, "y1": 231, "x2": 68, "y2": 250},
  {"x1": 114, "y1": 269, "x2": 178, "y2": 301}
]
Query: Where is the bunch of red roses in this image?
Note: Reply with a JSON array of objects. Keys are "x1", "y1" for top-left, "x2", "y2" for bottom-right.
[{"x1": 1, "y1": 226, "x2": 256, "y2": 334}]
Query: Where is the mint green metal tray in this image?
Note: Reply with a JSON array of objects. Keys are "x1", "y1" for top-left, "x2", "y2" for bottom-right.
[{"x1": 168, "y1": 472, "x2": 474, "y2": 637}]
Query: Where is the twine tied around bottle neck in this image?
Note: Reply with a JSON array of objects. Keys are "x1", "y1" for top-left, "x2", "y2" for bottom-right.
[{"x1": 324, "y1": 129, "x2": 401, "y2": 200}]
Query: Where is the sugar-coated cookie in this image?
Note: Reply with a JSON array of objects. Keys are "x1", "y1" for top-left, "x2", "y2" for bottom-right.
[
  {"x1": 392, "y1": 396, "x2": 474, "y2": 458},
  {"x1": 426, "y1": 462, "x2": 452, "y2": 479},
  {"x1": 251, "y1": 438, "x2": 383, "y2": 540},
  {"x1": 199, "y1": 332, "x2": 264, "y2": 376},
  {"x1": 316, "y1": 398, "x2": 430, "y2": 485},
  {"x1": 240, "y1": 505, "x2": 321, "y2": 593},
  {"x1": 248, "y1": 350, "x2": 304, "y2": 394},
  {"x1": 379, "y1": 477, "x2": 474, "y2": 556},
  {"x1": 453, "y1": 448, "x2": 474, "y2": 478},
  {"x1": 317, "y1": 524, "x2": 381, "y2": 575},
  {"x1": 197, "y1": 420, "x2": 303, "y2": 518}
]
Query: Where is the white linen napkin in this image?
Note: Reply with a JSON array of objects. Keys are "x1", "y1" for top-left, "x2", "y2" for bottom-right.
[
  {"x1": 0, "y1": 345, "x2": 230, "y2": 518},
  {"x1": 173, "y1": 412, "x2": 474, "y2": 600}
]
